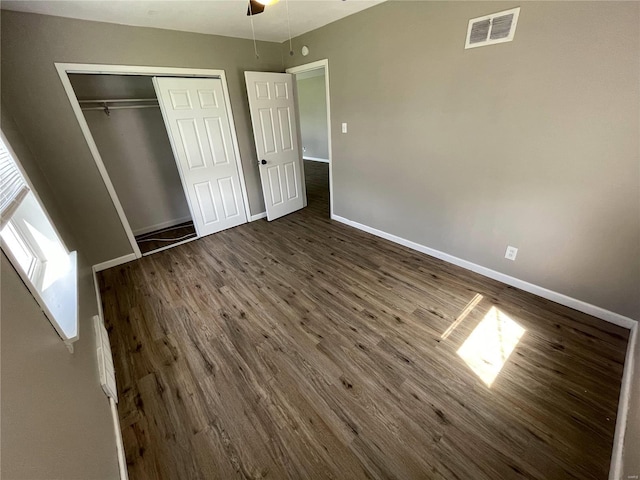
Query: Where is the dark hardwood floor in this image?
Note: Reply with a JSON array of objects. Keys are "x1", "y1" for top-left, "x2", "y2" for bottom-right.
[{"x1": 100, "y1": 160, "x2": 628, "y2": 480}]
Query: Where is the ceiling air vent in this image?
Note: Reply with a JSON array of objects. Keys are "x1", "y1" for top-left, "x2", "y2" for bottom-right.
[{"x1": 465, "y1": 7, "x2": 520, "y2": 49}]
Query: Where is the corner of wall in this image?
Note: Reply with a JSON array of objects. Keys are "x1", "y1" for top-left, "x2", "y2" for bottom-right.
[{"x1": 0, "y1": 102, "x2": 78, "y2": 252}]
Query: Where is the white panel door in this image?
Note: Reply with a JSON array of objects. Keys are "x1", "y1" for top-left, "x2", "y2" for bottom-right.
[
  {"x1": 245, "y1": 72, "x2": 305, "y2": 221},
  {"x1": 154, "y1": 77, "x2": 247, "y2": 236}
]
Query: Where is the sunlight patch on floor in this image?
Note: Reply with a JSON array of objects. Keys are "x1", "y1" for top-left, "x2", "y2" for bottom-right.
[{"x1": 457, "y1": 306, "x2": 525, "y2": 387}]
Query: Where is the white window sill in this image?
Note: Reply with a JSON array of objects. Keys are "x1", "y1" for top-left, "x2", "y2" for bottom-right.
[
  {"x1": 37, "y1": 250, "x2": 79, "y2": 342},
  {"x1": 12, "y1": 249, "x2": 79, "y2": 344},
  {"x1": 0, "y1": 131, "x2": 78, "y2": 349}
]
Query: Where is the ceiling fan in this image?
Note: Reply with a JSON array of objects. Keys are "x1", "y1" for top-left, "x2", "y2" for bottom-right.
[{"x1": 247, "y1": 0, "x2": 278, "y2": 16}]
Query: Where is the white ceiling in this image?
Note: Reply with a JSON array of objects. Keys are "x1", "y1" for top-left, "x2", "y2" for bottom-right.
[{"x1": 1, "y1": 0, "x2": 384, "y2": 43}]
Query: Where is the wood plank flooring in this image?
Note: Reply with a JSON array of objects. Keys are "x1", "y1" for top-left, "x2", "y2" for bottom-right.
[{"x1": 100, "y1": 160, "x2": 629, "y2": 480}]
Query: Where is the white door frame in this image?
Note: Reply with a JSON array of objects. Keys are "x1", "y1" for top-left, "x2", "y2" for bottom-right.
[
  {"x1": 285, "y1": 59, "x2": 334, "y2": 218},
  {"x1": 55, "y1": 63, "x2": 252, "y2": 259}
]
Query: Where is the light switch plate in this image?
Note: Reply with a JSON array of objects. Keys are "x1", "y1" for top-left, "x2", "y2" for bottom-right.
[{"x1": 341, "y1": 122, "x2": 348, "y2": 133}]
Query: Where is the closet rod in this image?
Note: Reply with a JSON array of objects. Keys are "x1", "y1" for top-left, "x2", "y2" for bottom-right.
[
  {"x1": 78, "y1": 98, "x2": 158, "y2": 104},
  {"x1": 81, "y1": 105, "x2": 159, "y2": 111}
]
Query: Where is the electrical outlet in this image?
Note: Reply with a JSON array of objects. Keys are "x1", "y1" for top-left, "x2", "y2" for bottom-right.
[
  {"x1": 341, "y1": 122, "x2": 348, "y2": 133},
  {"x1": 505, "y1": 246, "x2": 518, "y2": 261}
]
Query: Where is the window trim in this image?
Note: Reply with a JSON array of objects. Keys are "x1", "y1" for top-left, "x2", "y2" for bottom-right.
[
  {"x1": 1, "y1": 220, "x2": 40, "y2": 279},
  {"x1": 0, "y1": 131, "x2": 71, "y2": 253},
  {"x1": 0, "y1": 129, "x2": 79, "y2": 347}
]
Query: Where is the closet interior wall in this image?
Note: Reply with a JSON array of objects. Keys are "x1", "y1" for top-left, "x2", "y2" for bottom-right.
[{"x1": 69, "y1": 74, "x2": 192, "y2": 240}]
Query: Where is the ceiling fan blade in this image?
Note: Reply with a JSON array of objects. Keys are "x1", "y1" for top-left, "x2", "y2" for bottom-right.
[{"x1": 247, "y1": 0, "x2": 265, "y2": 16}]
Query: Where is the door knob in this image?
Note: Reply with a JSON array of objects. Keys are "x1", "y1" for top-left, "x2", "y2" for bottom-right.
[{"x1": 260, "y1": 159, "x2": 267, "y2": 165}]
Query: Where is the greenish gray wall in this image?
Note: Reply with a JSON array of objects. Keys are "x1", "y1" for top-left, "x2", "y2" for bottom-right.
[
  {"x1": 297, "y1": 74, "x2": 329, "y2": 160},
  {"x1": 83, "y1": 108, "x2": 192, "y2": 235},
  {"x1": 1, "y1": 256, "x2": 119, "y2": 480},
  {"x1": 1, "y1": 11, "x2": 283, "y2": 266},
  {"x1": 1, "y1": 111, "x2": 119, "y2": 478},
  {"x1": 284, "y1": 1, "x2": 640, "y2": 320}
]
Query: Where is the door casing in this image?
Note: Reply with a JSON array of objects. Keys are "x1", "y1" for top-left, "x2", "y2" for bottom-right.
[
  {"x1": 285, "y1": 59, "x2": 334, "y2": 219},
  {"x1": 55, "y1": 63, "x2": 252, "y2": 259}
]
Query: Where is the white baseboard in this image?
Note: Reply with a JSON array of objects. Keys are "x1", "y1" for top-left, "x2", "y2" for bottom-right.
[
  {"x1": 132, "y1": 216, "x2": 192, "y2": 236},
  {"x1": 609, "y1": 324, "x2": 637, "y2": 480},
  {"x1": 303, "y1": 156, "x2": 330, "y2": 163},
  {"x1": 92, "y1": 269, "x2": 104, "y2": 322},
  {"x1": 92, "y1": 253, "x2": 138, "y2": 273},
  {"x1": 331, "y1": 214, "x2": 637, "y2": 329},
  {"x1": 250, "y1": 211, "x2": 267, "y2": 222},
  {"x1": 109, "y1": 396, "x2": 129, "y2": 480}
]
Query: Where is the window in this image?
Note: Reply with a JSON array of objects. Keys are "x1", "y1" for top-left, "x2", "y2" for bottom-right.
[
  {"x1": 1, "y1": 222, "x2": 39, "y2": 278},
  {"x1": 0, "y1": 131, "x2": 78, "y2": 343}
]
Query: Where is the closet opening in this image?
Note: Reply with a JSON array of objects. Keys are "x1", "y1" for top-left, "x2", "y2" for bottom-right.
[{"x1": 69, "y1": 74, "x2": 197, "y2": 255}]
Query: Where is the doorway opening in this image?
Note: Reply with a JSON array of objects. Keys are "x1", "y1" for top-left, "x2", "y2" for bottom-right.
[
  {"x1": 286, "y1": 60, "x2": 333, "y2": 218},
  {"x1": 69, "y1": 74, "x2": 197, "y2": 255}
]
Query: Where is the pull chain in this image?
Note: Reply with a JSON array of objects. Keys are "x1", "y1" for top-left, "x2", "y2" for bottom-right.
[
  {"x1": 249, "y1": 6, "x2": 259, "y2": 59},
  {"x1": 285, "y1": 0, "x2": 293, "y2": 56}
]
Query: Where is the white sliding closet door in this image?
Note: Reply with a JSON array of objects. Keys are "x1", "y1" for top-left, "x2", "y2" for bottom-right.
[{"x1": 154, "y1": 77, "x2": 247, "y2": 237}]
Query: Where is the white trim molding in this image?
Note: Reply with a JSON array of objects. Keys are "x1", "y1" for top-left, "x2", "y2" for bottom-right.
[
  {"x1": 92, "y1": 269, "x2": 105, "y2": 322},
  {"x1": 331, "y1": 214, "x2": 638, "y2": 329},
  {"x1": 110, "y1": 397, "x2": 130, "y2": 480},
  {"x1": 55, "y1": 63, "x2": 143, "y2": 259},
  {"x1": 609, "y1": 323, "x2": 638, "y2": 480},
  {"x1": 303, "y1": 156, "x2": 330, "y2": 163},
  {"x1": 92, "y1": 253, "x2": 137, "y2": 273},
  {"x1": 250, "y1": 211, "x2": 267, "y2": 222}
]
